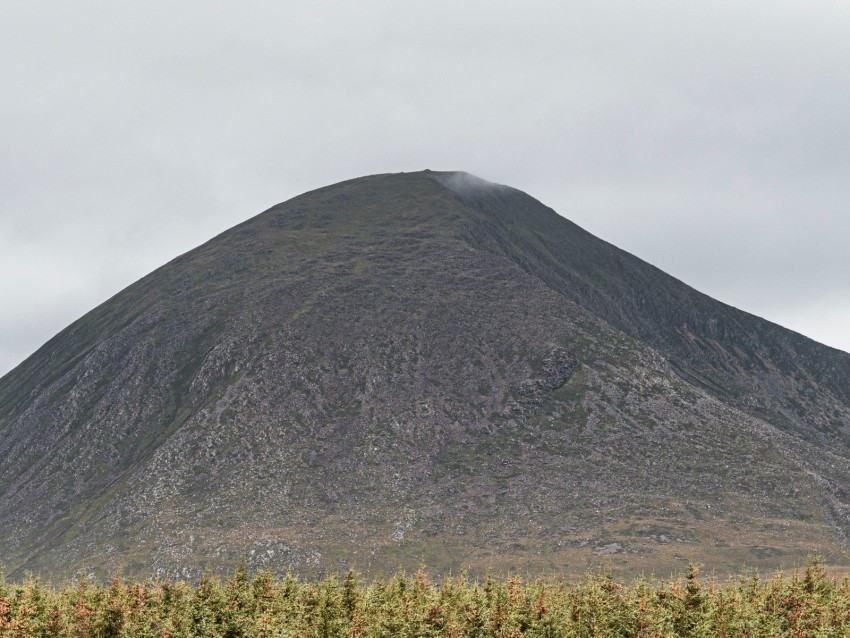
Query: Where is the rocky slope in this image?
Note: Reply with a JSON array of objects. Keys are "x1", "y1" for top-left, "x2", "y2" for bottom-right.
[{"x1": 1, "y1": 171, "x2": 849, "y2": 580}]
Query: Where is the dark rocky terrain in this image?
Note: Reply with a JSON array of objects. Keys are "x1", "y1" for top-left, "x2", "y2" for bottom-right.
[{"x1": 1, "y1": 170, "x2": 849, "y2": 580}]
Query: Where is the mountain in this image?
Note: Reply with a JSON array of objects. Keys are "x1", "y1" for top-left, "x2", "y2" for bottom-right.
[{"x1": 2, "y1": 171, "x2": 849, "y2": 581}]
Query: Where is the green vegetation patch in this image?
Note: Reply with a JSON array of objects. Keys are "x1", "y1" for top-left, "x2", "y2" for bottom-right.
[{"x1": 289, "y1": 299, "x2": 315, "y2": 321}]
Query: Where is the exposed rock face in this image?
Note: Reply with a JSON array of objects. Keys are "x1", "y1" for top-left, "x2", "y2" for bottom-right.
[
  {"x1": 505, "y1": 347, "x2": 577, "y2": 417},
  {"x1": 1, "y1": 170, "x2": 849, "y2": 580}
]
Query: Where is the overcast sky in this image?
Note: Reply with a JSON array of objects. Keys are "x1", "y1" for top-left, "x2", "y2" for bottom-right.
[{"x1": 1, "y1": 1, "x2": 849, "y2": 377}]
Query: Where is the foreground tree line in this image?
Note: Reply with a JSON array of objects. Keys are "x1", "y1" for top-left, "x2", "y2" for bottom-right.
[{"x1": 1, "y1": 559, "x2": 849, "y2": 637}]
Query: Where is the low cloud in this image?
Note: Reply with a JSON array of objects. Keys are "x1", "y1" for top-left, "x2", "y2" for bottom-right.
[{"x1": 433, "y1": 171, "x2": 508, "y2": 197}]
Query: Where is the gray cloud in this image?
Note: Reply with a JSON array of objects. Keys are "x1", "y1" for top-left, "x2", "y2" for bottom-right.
[{"x1": 2, "y1": 0, "x2": 849, "y2": 375}]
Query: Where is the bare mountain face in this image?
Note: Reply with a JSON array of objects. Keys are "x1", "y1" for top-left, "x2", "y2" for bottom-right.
[{"x1": 2, "y1": 171, "x2": 849, "y2": 580}]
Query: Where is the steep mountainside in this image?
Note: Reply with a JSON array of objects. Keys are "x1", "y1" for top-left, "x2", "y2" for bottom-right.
[{"x1": 1, "y1": 171, "x2": 849, "y2": 580}]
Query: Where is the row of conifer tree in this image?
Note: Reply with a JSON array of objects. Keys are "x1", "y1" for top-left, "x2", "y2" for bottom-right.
[{"x1": 1, "y1": 558, "x2": 848, "y2": 636}]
